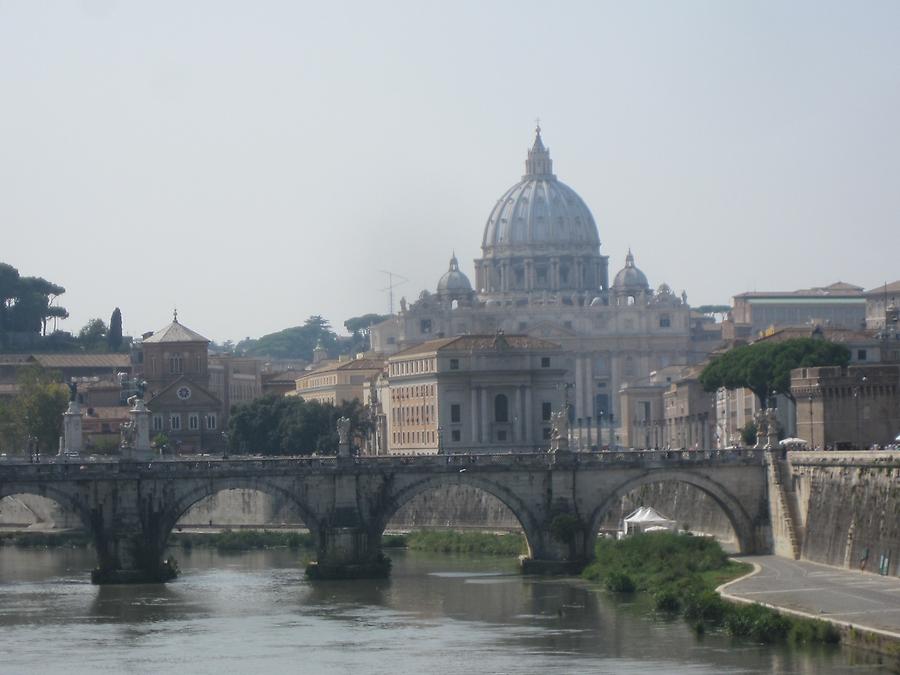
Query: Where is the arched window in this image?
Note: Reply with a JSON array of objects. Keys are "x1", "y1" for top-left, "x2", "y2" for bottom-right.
[{"x1": 494, "y1": 394, "x2": 509, "y2": 423}]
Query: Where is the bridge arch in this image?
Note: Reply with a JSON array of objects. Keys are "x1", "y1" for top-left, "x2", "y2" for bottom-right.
[
  {"x1": 587, "y1": 470, "x2": 758, "y2": 554},
  {"x1": 161, "y1": 477, "x2": 321, "y2": 547},
  {"x1": 375, "y1": 474, "x2": 541, "y2": 558},
  {"x1": 0, "y1": 483, "x2": 91, "y2": 532}
]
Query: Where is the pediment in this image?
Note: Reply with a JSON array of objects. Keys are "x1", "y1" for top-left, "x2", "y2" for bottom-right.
[{"x1": 147, "y1": 376, "x2": 222, "y2": 409}]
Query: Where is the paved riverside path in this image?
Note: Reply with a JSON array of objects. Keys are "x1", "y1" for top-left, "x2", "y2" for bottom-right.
[{"x1": 721, "y1": 555, "x2": 900, "y2": 635}]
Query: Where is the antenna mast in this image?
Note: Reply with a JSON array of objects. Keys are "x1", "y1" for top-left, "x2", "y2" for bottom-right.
[{"x1": 380, "y1": 270, "x2": 408, "y2": 315}]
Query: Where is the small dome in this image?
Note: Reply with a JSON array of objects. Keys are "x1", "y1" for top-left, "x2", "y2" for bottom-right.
[
  {"x1": 437, "y1": 253, "x2": 473, "y2": 296},
  {"x1": 613, "y1": 249, "x2": 649, "y2": 292}
]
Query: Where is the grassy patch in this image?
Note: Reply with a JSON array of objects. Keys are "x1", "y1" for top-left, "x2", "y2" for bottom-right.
[
  {"x1": 404, "y1": 530, "x2": 525, "y2": 556},
  {"x1": 170, "y1": 529, "x2": 315, "y2": 552},
  {"x1": 583, "y1": 533, "x2": 839, "y2": 646}
]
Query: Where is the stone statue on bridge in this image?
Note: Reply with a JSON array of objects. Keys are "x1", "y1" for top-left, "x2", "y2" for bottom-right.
[
  {"x1": 337, "y1": 416, "x2": 352, "y2": 457},
  {"x1": 754, "y1": 409, "x2": 768, "y2": 449},
  {"x1": 120, "y1": 420, "x2": 135, "y2": 448},
  {"x1": 550, "y1": 410, "x2": 569, "y2": 452}
]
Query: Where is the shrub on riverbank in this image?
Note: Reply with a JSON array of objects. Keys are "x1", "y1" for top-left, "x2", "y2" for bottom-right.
[
  {"x1": 404, "y1": 530, "x2": 525, "y2": 556},
  {"x1": 583, "y1": 533, "x2": 839, "y2": 645},
  {"x1": 0, "y1": 530, "x2": 91, "y2": 548},
  {"x1": 170, "y1": 529, "x2": 314, "y2": 552}
]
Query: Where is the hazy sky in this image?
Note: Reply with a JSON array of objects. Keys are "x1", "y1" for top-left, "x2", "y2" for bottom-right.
[{"x1": 2, "y1": 1, "x2": 898, "y2": 343}]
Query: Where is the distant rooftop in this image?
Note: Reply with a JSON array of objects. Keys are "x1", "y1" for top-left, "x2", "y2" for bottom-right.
[{"x1": 734, "y1": 281, "x2": 864, "y2": 300}]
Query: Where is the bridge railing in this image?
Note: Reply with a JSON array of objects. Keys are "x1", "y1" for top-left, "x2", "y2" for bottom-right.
[{"x1": 0, "y1": 447, "x2": 766, "y2": 481}]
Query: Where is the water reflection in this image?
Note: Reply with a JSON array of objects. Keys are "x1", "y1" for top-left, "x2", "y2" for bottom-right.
[{"x1": 0, "y1": 546, "x2": 890, "y2": 674}]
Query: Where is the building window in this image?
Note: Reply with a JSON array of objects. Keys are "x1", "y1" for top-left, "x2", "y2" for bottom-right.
[
  {"x1": 563, "y1": 321, "x2": 573, "y2": 330},
  {"x1": 497, "y1": 430, "x2": 507, "y2": 441},
  {"x1": 857, "y1": 349, "x2": 867, "y2": 361},
  {"x1": 541, "y1": 357, "x2": 551, "y2": 368},
  {"x1": 206, "y1": 413, "x2": 217, "y2": 430},
  {"x1": 542, "y1": 402, "x2": 552, "y2": 421},
  {"x1": 450, "y1": 404, "x2": 461, "y2": 423},
  {"x1": 387, "y1": 336, "x2": 396, "y2": 345},
  {"x1": 170, "y1": 414, "x2": 181, "y2": 431},
  {"x1": 152, "y1": 415, "x2": 163, "y2": 431},
  {"x1": 494, "y1": 394, "x2": 508, "y2": 423},
  {"x1": 169, "y1": 355, "x2": 183, "y2": 374},
  {"x1": 659, "y1": 314, "x2": 671, "y2": 328},
  {"x1": 451, "y1": 429, "x2": 461, "y2": 442},
  {"x1": 188, "y1": 413, "x2": 199, "y2": 431},
  {"x1": 420, "y1": 319, "x2": 432, "y2": 334},
  {"x1": 449, "y1": 358, "x2": 459, "y2": 370}
]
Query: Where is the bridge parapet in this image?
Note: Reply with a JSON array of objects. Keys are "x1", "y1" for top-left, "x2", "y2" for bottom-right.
[{"x1": 0, "y1": 448, "x2": 767, "y2": 483}]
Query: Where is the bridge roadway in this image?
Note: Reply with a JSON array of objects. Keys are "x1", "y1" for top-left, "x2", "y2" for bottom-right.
[{"x1": 0, "y1": 448, "x2": 771, "y2": 584}]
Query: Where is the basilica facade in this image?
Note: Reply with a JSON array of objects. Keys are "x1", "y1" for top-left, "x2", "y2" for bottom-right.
[{"x1": 370, "y1": 127, "x2": 718, "y2": 441}]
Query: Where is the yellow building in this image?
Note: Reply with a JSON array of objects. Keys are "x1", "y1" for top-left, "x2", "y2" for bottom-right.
[{"x1": 291, "y1": 355, "x2": 385, "y2": 405}]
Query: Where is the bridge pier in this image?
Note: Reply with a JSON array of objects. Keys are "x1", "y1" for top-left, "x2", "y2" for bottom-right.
[
  {"x1": 305, "y1": 527, "x2": 390, "y2": 580},
  {"x1": 88, "y1": 484, "x2": 177, "y2": 585}
]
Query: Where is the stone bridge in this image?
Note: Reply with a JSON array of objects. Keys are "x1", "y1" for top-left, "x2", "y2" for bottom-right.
[{"x1": 0, "y1": 448, "x2": 772, "y2": 583}]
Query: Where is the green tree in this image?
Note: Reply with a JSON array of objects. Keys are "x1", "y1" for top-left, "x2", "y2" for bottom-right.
[
  {"x1": 740, "y1": 421, "x2": 757, "y2": 447},
  {"x1": 239, "y1": 315, "x2": 339, "y2": 361},
  {"x1": 15, "y1": 365, "x2": 69, "y2": 454},
  {"x1": 343, "y1": 313, "x2": 390, "y2": 355},
  {"x1": 227, "y1": 394, "x2": 370, "y2": 455},
  {"x1": 0, "y1": 263, "x2": 68, "y2": 346},
  {"x1": 77, "y1": 318, "x2": 108, "y2": 352},
  {"x1": 0, "y1": 398, "x2": 24, "y2": 454},
  {"x1": 107, "y1": 307, "x2": 123, "y2": 351},
  {"x1": 700, "y1": 338, "x2": 850, "y2": 407}
]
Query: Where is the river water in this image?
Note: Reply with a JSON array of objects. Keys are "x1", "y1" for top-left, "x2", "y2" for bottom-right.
[{"x1": 0, "y1": 546, "x2": 888, "y2": 674}]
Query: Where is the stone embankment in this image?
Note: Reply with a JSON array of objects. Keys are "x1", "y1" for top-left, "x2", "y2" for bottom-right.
[{"x1": 785, "y1": 450, "x2": 899, "y2": 576}]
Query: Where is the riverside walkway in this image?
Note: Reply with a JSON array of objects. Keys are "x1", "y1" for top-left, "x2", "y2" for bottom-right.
[{"x1": 720, "y1": 555, "x2": 900, "y2": 637}]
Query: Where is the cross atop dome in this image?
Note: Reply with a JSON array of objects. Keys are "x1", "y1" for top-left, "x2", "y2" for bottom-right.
[{"x1": 524, "y1": 123, "x2": 554, "y2": 178}]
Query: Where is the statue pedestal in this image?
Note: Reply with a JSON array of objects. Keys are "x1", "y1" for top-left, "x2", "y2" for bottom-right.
[
  {"x1": 121, "y1": 398, "x2": 155, "y2": 461},
  {"x1": 61, "y1": 401, "x2": 83, "y2": 456}
]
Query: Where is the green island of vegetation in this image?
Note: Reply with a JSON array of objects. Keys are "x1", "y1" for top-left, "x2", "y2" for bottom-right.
[{"x1": 583, "y1": 532, "x2": 840, "y2": 646}]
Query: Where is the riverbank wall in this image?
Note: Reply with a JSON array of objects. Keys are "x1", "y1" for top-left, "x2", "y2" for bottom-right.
[{"x1": 784, "y1": 450, "x2": 899, "y2": 576}]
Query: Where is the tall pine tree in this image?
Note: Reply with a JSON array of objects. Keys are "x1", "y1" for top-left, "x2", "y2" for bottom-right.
[{"x1": 107, "y1": 307, "x2": 123, "y2": 351}]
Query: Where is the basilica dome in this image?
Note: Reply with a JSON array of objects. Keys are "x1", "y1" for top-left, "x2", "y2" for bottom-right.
[{"x1": 481, "y1": 127, "x2": 600, "y2": 254}]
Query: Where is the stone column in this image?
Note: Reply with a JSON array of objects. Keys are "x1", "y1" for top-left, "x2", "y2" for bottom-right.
[
  {"x1": 514, "y1": 387, "x2": 521, "y2": 444},
  {"x1": 582, "y1": 355, "x2": 593, "y2": 420},
  {"x1": 480, "y1": 388, "x2": 489, "y2": 444},
  {"x1": 574, "y1": 357, "x2": 584, "y2": 420},
  {"x1": 61, "y1": 400, "x2": 83, "y2": 456},
  {"x1": 524, "y1": 386, "x2": 533, "y2": 444},
  {"x1": 470, "y1": 387, "x2": 479, "y2": 444}
]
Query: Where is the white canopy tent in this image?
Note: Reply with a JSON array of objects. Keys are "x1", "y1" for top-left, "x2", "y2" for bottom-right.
[{"x1": 622, "y1": 506, "x2": 677, "y2": 536}]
